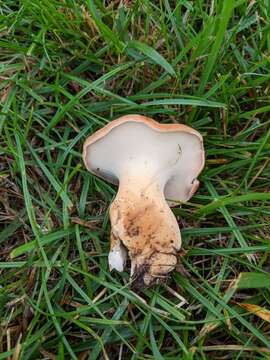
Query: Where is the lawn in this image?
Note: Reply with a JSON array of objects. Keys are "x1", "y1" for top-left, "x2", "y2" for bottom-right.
[{"x1": 1, "y1": 0, "x2": 270, "y2": 359}]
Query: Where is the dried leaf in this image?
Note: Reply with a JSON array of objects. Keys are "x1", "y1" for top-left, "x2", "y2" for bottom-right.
[{"x1": 238, "y1": 303, "x2": 270, "y2": 323}]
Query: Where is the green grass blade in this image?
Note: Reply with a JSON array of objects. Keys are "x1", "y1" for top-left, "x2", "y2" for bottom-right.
[
  {"x1": 198, "y1": 0, "x2": 234, "y2": 93},
  {"x1": 235, "y1": 272, "x2": 270, "y2": 289},
  {"x1": 27, "y1": 142, "x2": 73, "y2": 209},
  {"x1": 197, "y1": 192, "x2": 270, "y2": 216},
  {"x1": 126, "y1": 40, "x2": 176, "y2": 76}
]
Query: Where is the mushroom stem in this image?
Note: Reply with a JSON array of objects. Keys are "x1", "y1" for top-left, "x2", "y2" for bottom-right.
[{"x1": 109, "y1": 172, "x2": 181, "y2": 286}]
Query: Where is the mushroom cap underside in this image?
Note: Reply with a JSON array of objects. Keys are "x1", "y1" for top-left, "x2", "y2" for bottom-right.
[{"x1": 83, "y1": 115, "x2": 205, "y2": 204}]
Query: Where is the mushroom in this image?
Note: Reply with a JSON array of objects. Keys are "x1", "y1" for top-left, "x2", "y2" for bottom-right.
[{"x1": 83, "y1": 115, "x2": 205, "y2": 286}]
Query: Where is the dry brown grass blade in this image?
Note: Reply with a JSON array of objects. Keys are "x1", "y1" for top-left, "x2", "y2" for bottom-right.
[
  {"x1": 12, "y1": 333, "x2": 22, "y2": 360},
  {"x1": 71, "y1": 217, "x2": 101, "y2": 230}
]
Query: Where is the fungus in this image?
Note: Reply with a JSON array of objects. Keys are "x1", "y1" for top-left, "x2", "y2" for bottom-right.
[{"x1": 83, "y1": 115, "x2": 205, "y2": 286}]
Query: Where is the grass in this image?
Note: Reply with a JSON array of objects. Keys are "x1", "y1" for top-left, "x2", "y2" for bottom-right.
[{"x1": 0, "y1": 0, "x2": 270, "y2": 358}]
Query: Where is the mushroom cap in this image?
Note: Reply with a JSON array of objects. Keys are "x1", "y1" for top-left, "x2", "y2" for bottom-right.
[{"x1": 83, "y1": 115, "x2": 205, "y2": 204}]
